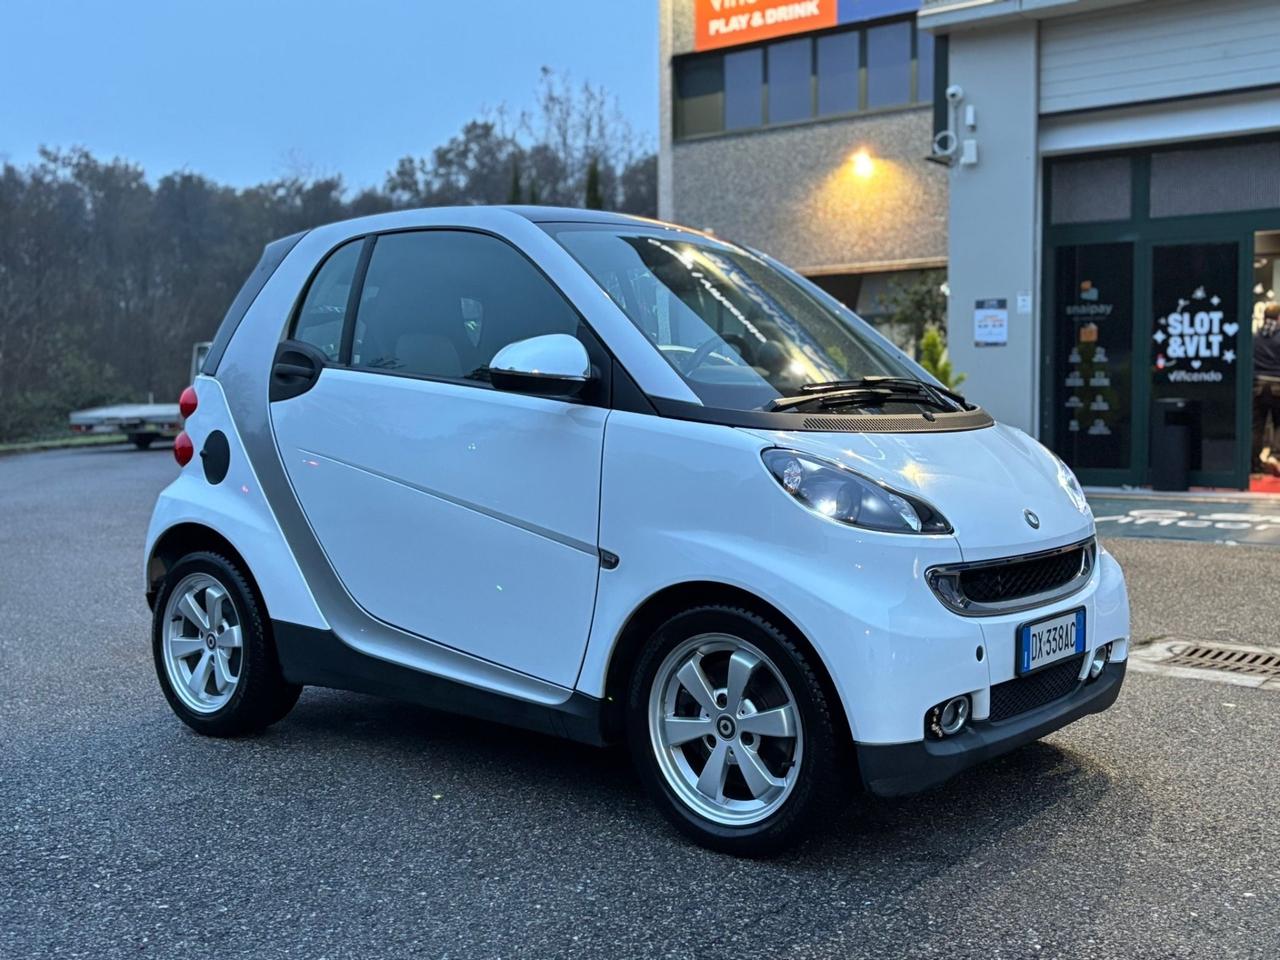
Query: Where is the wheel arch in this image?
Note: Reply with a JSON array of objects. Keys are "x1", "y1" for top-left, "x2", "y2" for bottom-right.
[
  {"x1": 147, "y1": 522, "x2": 257, "y2": 611},
  {"x1": 599, "y1": 581, "x2": 854, "y2": 753}
]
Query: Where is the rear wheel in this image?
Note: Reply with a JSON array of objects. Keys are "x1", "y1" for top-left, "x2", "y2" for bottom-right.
[
  {"x1": 152, "y1": 551, "x2": 301, "y2": 736},
  {"x1": 131, "y1": 434, "x2": 155, "y2": 450},
  {"x1": 626, "y1": 605, "x2": 846, "y2": 856}
]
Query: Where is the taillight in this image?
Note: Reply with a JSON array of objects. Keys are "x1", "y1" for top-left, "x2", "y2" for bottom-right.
[
  {"x1": 179, "y1": 386, "x2": 198, "y2": 419},
  {"x1": 174, "y1": 432, "x2": 194, "y2": 466}
]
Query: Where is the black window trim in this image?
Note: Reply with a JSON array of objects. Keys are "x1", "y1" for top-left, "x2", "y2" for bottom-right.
[
  {"x1": 339, "y1": 236, "x2": 376, "y2": 364},
  {"x1": 281, "y1": 225, "x2": 626, "y2": 410},
  {"x1": 285, "y1": 234, "x2": 371, "y2": 362},
  {"x1": 671, "y1": 13, "x2": 931, "y2": 143}
]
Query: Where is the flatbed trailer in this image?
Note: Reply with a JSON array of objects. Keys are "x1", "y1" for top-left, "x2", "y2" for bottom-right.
[
  {"x1": 68, "y1": 342, "x2": 210, "y2": 450},
  {"x1": 68, "y1": 403, "x2": 185, "y2": 449}
]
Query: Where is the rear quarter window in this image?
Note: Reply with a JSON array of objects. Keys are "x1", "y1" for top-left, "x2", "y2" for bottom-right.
[{"x1": 290, "y1": 239, "x2": 364, "y2": 362}]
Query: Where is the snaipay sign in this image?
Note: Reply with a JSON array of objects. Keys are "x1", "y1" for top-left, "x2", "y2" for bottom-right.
[{"x1": 695, "y1": 0, "x2": 837, "y2": 51}]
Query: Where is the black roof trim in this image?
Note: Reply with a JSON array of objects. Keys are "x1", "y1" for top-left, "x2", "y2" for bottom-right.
[{"x1": 501, "y1": 205, "x2": 667, "y2": 226}]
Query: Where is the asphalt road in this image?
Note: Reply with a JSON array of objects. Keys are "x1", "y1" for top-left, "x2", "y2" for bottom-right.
[{"x1": 2, "y1": 445, "x2": 1278, "y2": 959}]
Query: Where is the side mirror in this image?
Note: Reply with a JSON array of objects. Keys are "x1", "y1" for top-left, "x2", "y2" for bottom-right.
[{"x1": 489, "y1": 333, "x2": 593, "y2": 398}]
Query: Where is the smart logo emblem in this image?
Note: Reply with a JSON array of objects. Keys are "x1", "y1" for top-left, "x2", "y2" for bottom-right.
[{"x1": 1024, "y1": 509, "x2": 1040, "y2": 529}]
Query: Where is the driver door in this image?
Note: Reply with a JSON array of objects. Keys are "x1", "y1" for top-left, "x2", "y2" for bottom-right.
[{"x1": 269, "y1": 229, "x2": 607, "y2": 687}]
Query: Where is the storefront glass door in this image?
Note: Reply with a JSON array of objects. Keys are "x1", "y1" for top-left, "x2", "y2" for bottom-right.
[
  {"x1": 1043, "y1": 143, "x2": 1280, "y2": 490},
  {"x1": 1047, "y1": 237, "x2": 1250, "y2": 488},
  {"x1": 1149, "y1": 241, "x2": 1242, "y2": 481},
  {"x1": 1048, "y1": 243, "x2": 1135, "y2": 481}
]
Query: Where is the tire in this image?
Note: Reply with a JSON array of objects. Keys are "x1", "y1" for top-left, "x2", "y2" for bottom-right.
[
  {"x1": 626, "y1": 605, "x2": 847, "y2": 856},
  {"x1": 152, "y1": 551, "x2": 302, "y2": 737},
  {"x1": 131, "y1": 435, "x2": 155, "y2": 450}
]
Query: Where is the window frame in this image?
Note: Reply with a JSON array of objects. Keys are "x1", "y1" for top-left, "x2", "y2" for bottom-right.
[
  {"x1": 766, "y1": 36, "x2": 815, "y2": 127},
  {"x1": 864, "y1": 19, "x2": 914, "y2": 111},
  {"x1": 816, "y1": 28, "x2": 861, "y2": 118},
  {"x1": 674, "y1": 53, "x2": 725, "y2": 139},
  {"x1": 1040, "y1": 134, "x2": 1280, "y2": 490},
  {"x1": 671, "y1": 15, "x2": 932, "y2": 143},
  {"x1": 724, "y1": 45, "x2": 765, "y2": 131},
  {"x1": 285, "y1": 235, "x2": 373, "y2": 363},
  {"x1": 282, "y1": 226, "x2": 614, "y2": 407}
]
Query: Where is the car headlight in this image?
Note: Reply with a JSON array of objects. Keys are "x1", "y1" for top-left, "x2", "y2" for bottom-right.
[
  {"x1": 762, "y1": 449, "x2": 951, "y2": 534},
  {"x1": 1051, "y1": 451, "x2": 1091, "y2": 516}
]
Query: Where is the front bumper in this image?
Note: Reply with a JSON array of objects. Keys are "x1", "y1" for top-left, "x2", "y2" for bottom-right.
[{"x1": 855, "y1": 660, "x2": 1126, "y2": 798}]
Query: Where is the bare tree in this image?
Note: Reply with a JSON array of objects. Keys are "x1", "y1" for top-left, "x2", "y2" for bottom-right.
[
  {"x1": 0, "y1": 70, "x2": 657, "y2": 441},
  {"x1": 386, "y1": 68, "x2": 655, "y2": 213}
]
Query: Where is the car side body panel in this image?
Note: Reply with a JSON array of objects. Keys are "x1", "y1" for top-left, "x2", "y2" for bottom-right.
[
  {"x1": 144, "y1": 376, "x2": 329, "y2": 631},
  {"x1": 157, "y1": 210, "x2": 620, "y2": 710},
  {"x1": 270, "y1": 367, "x2": 607, "y2": 686}
]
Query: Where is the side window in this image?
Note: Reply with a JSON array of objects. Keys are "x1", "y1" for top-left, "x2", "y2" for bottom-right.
[
  {"x1": 353, "y1": 231, "x2": 580, "y2": 381},
  {"x1": 866, "y1": 22, "x2": 912, "y2": 109},
  {"x1": 291, "y1": 239, "x2": 363, "y2": 361}
]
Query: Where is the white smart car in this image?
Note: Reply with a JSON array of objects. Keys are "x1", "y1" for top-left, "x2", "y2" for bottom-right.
[{"x1": 145, "y1": 206, "x2": 1129, "y2": 855}]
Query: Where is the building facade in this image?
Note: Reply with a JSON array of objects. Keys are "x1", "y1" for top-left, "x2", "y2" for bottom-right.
[
  {"x1": 658, "y1": 0, "x2": 948, "y2": 345},
  {"x1": 924, "y1": 0, "x2": 1280, "y2": 490}
]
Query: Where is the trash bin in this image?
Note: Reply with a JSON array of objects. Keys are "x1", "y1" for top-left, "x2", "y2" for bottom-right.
[{"x1": 1150, "y1": 398, "x2": 1196, "y2": 491}]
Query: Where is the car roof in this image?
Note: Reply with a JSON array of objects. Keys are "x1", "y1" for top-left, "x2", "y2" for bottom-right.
[
  {"x1": 275, "y1": 205, "x2": 709, "y2": 249},
  {"x1": 499, "y1": 205, "x2": 660, "y2": 226}
]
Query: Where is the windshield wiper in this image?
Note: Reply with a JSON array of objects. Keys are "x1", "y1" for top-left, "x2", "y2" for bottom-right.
[
  {"x1": 768, "y1": 376, "x2": 968, "y2": 413},
  {"x1": 767, "y1": 386, "x2": 948, "y2": 413},
  {"x1": 802, "y1": 376, "x2": 968, "y2": 407}
]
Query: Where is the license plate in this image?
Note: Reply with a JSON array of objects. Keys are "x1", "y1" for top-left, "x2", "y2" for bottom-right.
[{"x1": 1017, "y1": 608, "x2": 1086, "y2": 675}]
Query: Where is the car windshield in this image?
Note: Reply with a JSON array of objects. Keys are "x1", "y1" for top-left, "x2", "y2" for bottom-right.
[{"x1": 547, "y1": 223, "x2": 923, "y2": 412}]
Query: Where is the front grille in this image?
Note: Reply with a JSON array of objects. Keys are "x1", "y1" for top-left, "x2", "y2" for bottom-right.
[
  {"x1": 989, "y1": 655, "x2": 1085, "y2": 722},
  {"x1": 959, "y1": 544, "x2": 1087, "y2": 605}
]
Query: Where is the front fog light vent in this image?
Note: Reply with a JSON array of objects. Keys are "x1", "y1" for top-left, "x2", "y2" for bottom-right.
[{"x1": 927, "y1": 695, "x2": 971, "y2": 739}]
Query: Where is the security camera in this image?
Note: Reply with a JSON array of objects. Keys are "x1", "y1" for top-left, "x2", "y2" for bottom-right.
[{"x1": 945, "y1": 84, "x2": 964, "y2": 104}]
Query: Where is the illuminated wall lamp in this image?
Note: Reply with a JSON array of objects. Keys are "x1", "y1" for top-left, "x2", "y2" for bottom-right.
[{"x1": 851, "y1": 149, "x2": 874, "y2": 179}]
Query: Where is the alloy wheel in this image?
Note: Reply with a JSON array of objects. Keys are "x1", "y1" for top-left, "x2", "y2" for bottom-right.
[
  {"x1": 648, "y1": 633, "x2": 803, "y2": 826},
  {"x1": 161, "y1": 572, "x2": 243, "y2": 714}
]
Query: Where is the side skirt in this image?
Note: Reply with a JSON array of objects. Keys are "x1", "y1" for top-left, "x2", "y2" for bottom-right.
[{"x1": 273, "y1": 621, "x2": 612, "y2": 747}]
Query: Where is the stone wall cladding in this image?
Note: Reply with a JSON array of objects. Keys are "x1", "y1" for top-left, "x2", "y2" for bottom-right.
[
  {"x1": 671, "y1": 0, "x2": 696, "y2": 55},
  {"x1": 670, "y1": 107, "x2": 947, "y2": 272}
]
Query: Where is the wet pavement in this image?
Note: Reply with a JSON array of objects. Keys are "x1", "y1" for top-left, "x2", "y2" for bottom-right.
[{"x1": 3, "y1": 446, "x2": 1277, "y2": 959}]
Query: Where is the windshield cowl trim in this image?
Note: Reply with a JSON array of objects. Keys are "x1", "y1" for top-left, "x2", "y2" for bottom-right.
[{"x1": 647, "y1": 398, "x2": 996, "y2": 434}]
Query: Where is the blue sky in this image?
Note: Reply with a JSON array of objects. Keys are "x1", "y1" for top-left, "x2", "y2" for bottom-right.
[{"x1": 0, "y1": 0, "x2": 658, "y2": 190}]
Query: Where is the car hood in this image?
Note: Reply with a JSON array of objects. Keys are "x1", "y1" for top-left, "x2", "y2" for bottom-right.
[{"x1": 744, "y1": 422, "x2": 1094, "y2": 561}]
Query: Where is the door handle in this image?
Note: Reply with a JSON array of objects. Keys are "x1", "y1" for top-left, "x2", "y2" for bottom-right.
[
  {"x1": 274, "y1": 361, "x2": 316, "y2": 379},
  {"x1": 270, "y1": 340, "x2": 329, "y2": 402}
]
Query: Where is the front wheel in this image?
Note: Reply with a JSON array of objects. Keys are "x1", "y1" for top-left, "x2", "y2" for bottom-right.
[
  {"x1": 626, "y1": 606, "x2": 847, "y2": 856},
  {"x1": 152, "y1": 551, "x2": 301, "y2": 736}
]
